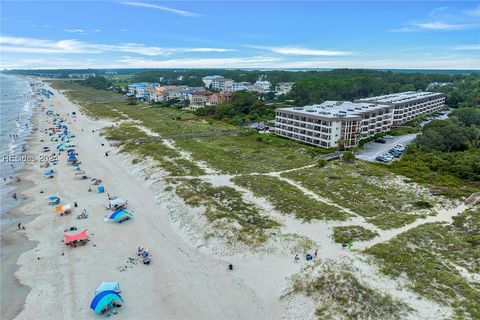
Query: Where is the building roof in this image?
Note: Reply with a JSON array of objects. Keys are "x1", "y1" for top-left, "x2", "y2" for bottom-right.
[
  {"x1": 191, "y1": 90, "x2": 213, "y2": 96},
  {"x1": 356, "y1": 91, "x2": 445, "y2": 104},
  {"x1": 277, "y1": 101, "x2": 390, "y2": 120},
  {"x1": 202, "y1": 75, "x2": 224, "y2": 80}
]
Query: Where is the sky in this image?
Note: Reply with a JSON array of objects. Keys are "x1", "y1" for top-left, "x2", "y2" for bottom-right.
[{"x1": 0, "y1": 1, "x2": 479, "y2": 70}]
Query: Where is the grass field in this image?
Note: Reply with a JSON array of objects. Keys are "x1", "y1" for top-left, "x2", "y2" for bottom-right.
[
  {"x1": 282, "y1": 161, "x2": 434, "y2": 229},
  {"x1": 232, "y1": 174, "x2": 350, "y2": 222},
  {"x1": 365, "y1": 208, "x2": 480, "y2": 319}
]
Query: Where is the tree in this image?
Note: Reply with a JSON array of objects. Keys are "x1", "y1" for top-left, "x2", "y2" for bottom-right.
[{"x1": 342, "y1": 151, "x2": 355, "y2": 163}]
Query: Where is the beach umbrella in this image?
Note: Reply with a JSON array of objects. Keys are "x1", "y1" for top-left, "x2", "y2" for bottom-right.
[
  {"x1": 56, "y1": 143, "x2": 65, "y2": 150},
  {"x1": 95, "y1": 282, "x2": 120, "y2": 295},
  {"x1": 90, "y1": 290, "x2": 124, "y2": 314},
  {"x1": 55, "y1": 204, "x2": 71, "y2": 213},
  {"x1": 104, "y1": 209, "x2": 133, "y2": 222},
  {"x1": 44, "y1": 169, "x2": 54, "y2": 175},
  {"x1": 97, "y1": 186, "x2": 105, "y2": 193}
]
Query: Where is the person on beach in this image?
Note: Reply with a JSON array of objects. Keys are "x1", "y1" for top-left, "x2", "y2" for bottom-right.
[
  {"x1": 294, "y1": 254, "x2": 299, "y2": 263},
  {"x1": 18, "y1": 222, "x2": 21, "y2": 230},
  {"x1": 12, "y1": 193, "x2": 17, "y2": 200},
  {"x1": 314, "y1": 249, "x2": 318, "y2": 258}
]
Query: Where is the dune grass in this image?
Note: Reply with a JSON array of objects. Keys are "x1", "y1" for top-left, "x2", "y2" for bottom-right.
[
  {"x1": 171, "y1": 178, "x2": 279, "y2": 246},
  {"x1": 232, "y1": 174, "x2": 350, "y2": 222},
  {"x1": 332, "y1": 225, "x2": 379, "y2": 243},
  {"x1": 282, "y1": 161, "x2": 435, "y2": 229},
  {"x1": 174, "y1": 133, "x2": 325, "y2": 175},
  {"x1": 365, "y1": 208, "x2": 480, "y2": 319},
  {"x1": 284, "y1": 260, "x2": 412, "y2": 319}
]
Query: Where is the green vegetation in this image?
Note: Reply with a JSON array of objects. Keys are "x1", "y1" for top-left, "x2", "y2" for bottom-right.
[
  {"x1": 49, "y1": 80, "x2": 236, "y2": 136},
  {"x1": 282, "y1": 161, "x2": 434, "y2": 229},
  {"x1": 101, "y1": 123, "x2": 149, "y2": 141},
  {"x1": 175, "y1": 133, "x2": 328, "y2": 175},
  {"x1": 285, "y1": 260, "x2": 412, "y2": 319},
  {"x1": 416, "y1": 119, "x2": 479, "y2": 152},
  {"x1": 171, "y1": 178, "x2": 279, "y2": 245},
  {"x1": 232, "y1": 175, "x2": 349, "y2": 222},
  {"x1": 332, "y1": 225, "x2": 379, "y2": 243},
  {"x1": 195, "y1": 91, "x2": 276, "y2": 123},
  {"x1": 122, "y1": 142, "x2": 205, "y2": 176},
  {"x1": 290, "y1": 69, "x2": 466, "y2": 106},
  {"x1": 79, "y1": 76, "x2": 112, "y2": 90},
  {"x1": 365, "y1": 209, "x2": 480, "y2": 319}
]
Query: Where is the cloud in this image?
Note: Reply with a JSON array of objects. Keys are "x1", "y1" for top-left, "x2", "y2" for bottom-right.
[
  {"x1": 248, "y1": 45, "x2": 351, "y2": 56},
  {"x1": 453, "y1": 44, "x2": 480, "y2": 50},
  {"x1": 412, "y1": 21, "x2": 475, "y2": 31},
  {"x1": 116, "y1": 56, "x2": 281, "y2": 68},
  {"x1": 0, "y1": 36, "x2": 234, "y2": 56},
  {"x1": 121, "y1": 1, "x2": 199, "y2": 17},
  {"x1": 64, "y1": 29, "x2": 86, "y2": 33},
  {"x1": 388, "y1": 27, "x2": 417, "y2": 33}
]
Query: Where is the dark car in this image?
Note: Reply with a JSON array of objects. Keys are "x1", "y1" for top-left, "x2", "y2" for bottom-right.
[{"x1": 374, "y1": 138, "x2": 386, "y2": 143}]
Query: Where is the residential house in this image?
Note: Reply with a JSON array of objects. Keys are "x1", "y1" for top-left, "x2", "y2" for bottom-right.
[
  {"x1": 202, "y1": 75, "x2": 224, "y2": 88},
  {"x1": 253, "y1": 81, "x2": 271, "y2": 93},
  {"x1": 275, "y1": 82, "x2": 295, "y2": 96}
]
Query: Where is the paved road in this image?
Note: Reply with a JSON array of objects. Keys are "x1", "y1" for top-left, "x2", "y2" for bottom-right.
[{"x1": 356, "y1": 134, "x2": 417, "y2": 162}]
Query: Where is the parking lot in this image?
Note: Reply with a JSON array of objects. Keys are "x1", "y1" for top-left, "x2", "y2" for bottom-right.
[{"x1": 355, "y1": 133, "x2": 417, "y2": 162}]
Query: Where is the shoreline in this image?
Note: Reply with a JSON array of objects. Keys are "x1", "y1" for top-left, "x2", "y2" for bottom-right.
[{"x1": 1, "y1": 108, "x2": 41, "y2": 320}]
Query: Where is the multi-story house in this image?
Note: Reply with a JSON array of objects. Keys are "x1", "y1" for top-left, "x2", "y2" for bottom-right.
[
  {"x1": 232, "y1": 82, "x2": 253, "y2": 92},
  {"x1": 211, "y1": 78, "x2": 234, "y2": 91},
  {"x1": 202, "y1": 75, "x2": 224, "y2": 88},
  {"x1": 253, "y1": 81, "x2": 271, "y2": 93},
  {"x1": 275, "y1": 82, "x2": 294, "y2": 96}
]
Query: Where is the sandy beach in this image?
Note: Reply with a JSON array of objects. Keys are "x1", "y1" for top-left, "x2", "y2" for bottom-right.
[
  {"x1": 4, "y1": 82, "x2": 300, "y2": 320},
  {"x1": 1, "y1": 79, "x2": 472, "y2": 320}
]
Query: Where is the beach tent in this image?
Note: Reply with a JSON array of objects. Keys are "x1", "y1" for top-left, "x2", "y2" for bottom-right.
[
  {"x1": 95, "y1": 282, "x2": 120, "y2": 295},
  {"x1": 47, "y1": 196, "x2": 60, "y2": 205},
  {"x1": 90, "y1": 290, "x2": 124, "y2": 314},
  {"x1": 44, "y1": 169, "x2": 54, "y2": 175},
  {"x1": 74, "y1": 171, "x2": 86, "y2": 176},
  {"x1": 64, "y1": 229, "x2": 88, "y2": 244},
  {"x1": 104, "y1": 209, "x2": 133, "y2": 223},
  {"x1": 97, "y1": 186, "x2": 105, "y2": 193},
  {"x1": 108, "y1": 198, "x2": 127, "y2": 209},
  {"x1": 55, "y1": 204, "x2": 71, "y2": 214},
  {"x1": 56, "y1": 143, "x2": 65, "y2": 150}
]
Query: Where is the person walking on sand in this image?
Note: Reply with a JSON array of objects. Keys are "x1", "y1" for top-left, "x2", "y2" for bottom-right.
[
  {"x1": 314, "y1": 249, "x2": 318, "y2": 258},
  {"x1": 18, "y1": 222, "x2": 21, "y2": 230},
  {"x1": 294, "y1": 253, "x2": 299, "y2": 263}
]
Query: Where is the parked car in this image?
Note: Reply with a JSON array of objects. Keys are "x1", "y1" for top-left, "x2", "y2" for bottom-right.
[
  {"x1": 375, "y1": 156, "x2": 389, "y2": 163},
  {"x1": 374, "y1": 138, "x2": 386, "y2": 143},
  {"x1": 384, "y1": 135, "x2": 394, "y2": 139},
  {"x1": 382, "y1": 153, "x2": 394, "y2": 161},
  {"x1": 394, "y1": 144, "x2": 405, "y2": 152},
  {"x1": 389, "y1": 149, "x2": 402, "y2": 157}
]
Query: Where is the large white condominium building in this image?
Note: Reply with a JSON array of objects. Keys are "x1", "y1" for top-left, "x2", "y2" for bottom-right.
[
  {"x1": 275, "y1": 101, "x2": 394, "y2": 148},
  {"x1": 355, "y1": 91, "x2": 446, "y2": 125}
]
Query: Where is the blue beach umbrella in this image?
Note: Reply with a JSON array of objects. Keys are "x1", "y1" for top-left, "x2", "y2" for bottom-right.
[
  {"x1": 95, "y1": 282, "x2": 120, "y2": 295},
  {"x1": 48, "y1": 196, "x2": 59, "y2": 201},
  {"x1": 105, "y1": 209, "x2": 133, "y2": 222},
  {"x1": 44, "y1": 169, "x2": 54, "y2": 175},
  {"x1": 90, "y1": 290, "x2": 124, "y2": 314}
]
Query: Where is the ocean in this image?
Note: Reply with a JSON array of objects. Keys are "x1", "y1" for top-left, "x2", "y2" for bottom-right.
[{"x1": 0, "y1": 74, "x2": 35, "y2": 227}]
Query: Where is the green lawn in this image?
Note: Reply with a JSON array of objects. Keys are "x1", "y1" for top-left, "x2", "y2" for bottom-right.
[
  {"x1": 365, "y1": 208, "x2": 480, "y2": 319},
  {"x1": 232, "y1": 174, "x2": 350, "y2": 222},
  {"x1": 282, "y1": 161, "x2": 435, "y2": 229}
]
